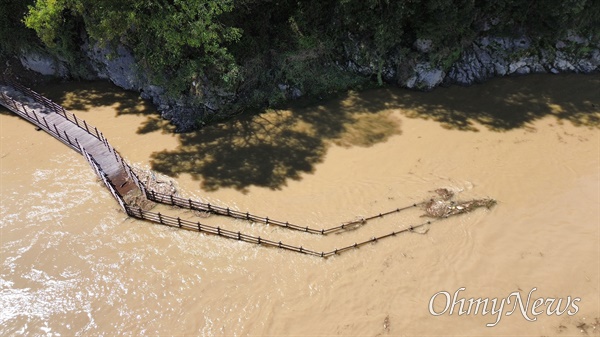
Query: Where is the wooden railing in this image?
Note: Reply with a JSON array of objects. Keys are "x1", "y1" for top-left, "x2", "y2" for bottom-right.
[
  {"x1": 79, "y1": 142, "x2": 128, "y2": 212},
  {"x1": 0, "y1": 75, "x2": 108, "y2": 142},
  {"x1": 0, "y1": 90, "x2": 83, "y2": 153},
  {"x1": 124, "y1": 205, "x2": 438, "y2": 258},
  {"x1": 143, "y1": 188, "x2": 422, "y2": 235},
  {"x1": 1, "y1": 75, "x2": 444, "y2": 258}
]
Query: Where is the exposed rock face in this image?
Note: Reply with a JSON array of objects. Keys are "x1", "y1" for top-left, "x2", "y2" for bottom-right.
[
  {"x1": 17, "y1": 32, "x2": 600, "y2": 132},
  {"x1": 414, "y1": 39, "x2": 433, "y2": 53},
  {"x1": 19, "y1": 51, "x2": 69, "y2": 78},
  {"x1": 346, "y1": 33, "x2": 598, "y2": 92},
  {"x1": 444, "y1": 35, "x2": 599, "y2": 86},
  {"x1": 85, "y1": 43, "x2": 144, "y2": 91},
  {"x1": 83, "y1": 43, "x2": 203, "y2": 132},
  {"x1": 402, "y1": 63, "x2": 445, "y2": 90}
]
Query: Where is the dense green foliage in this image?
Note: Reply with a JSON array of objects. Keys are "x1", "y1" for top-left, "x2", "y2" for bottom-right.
[
  {"x1": 1, "y1": 0, "x2": 599, "y2": 119},
  {"x1": 0, "y1": 0, "x2": 38, "y2": 57}
]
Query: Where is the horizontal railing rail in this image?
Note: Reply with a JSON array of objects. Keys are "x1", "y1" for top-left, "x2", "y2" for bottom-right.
[
  {"x1": 144, "y1": 188, "x2": 423, "y2": 235},
  {"x1": 125, "y1": 205, "x2": 439, "y2": 258},
  {"x1": 0, "y1": 91, "x2": 82, "y2": 153},
  {"x1": 1, "y1": 76, "x2": 448, "y2": 258},
  {"x1": 1, "y1": 75, "x2": 110, "y2": 144},
  {"x1": 79, "y1": 143, "x2": 127, "y2": 212}
]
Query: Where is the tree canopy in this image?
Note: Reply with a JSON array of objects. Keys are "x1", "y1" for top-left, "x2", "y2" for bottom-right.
[{"x1": 1, "y1": 0, "x2": 598, "y2": 116}]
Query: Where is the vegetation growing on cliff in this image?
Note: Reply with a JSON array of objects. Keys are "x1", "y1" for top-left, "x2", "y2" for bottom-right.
[
  {"x1": 1, "y1": 0, "x2": 599, "y2": 122},
  {"x1": 0, "y1": 0, "x2": 38, "y2": 57}
]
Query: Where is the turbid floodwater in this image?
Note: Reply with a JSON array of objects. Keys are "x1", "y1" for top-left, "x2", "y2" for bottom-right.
[{"x1": 1, "y1": 74, "x2": 598, "y2": 336}]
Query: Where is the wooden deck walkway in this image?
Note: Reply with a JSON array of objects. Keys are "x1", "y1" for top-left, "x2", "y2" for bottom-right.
[
  {"x1": 0, "y1": 75, "x2": 478, "y2": 258},
  {"x1": 0, "y1": 76, "x2": 139, "y2": 199}
]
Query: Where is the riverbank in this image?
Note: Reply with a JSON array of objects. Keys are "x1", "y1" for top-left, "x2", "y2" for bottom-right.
[{"x1": 7, "y1": 32, "x2": 599, "y2": 132}]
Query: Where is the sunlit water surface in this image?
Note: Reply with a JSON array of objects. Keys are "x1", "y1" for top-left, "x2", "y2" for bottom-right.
[{"x1": 1, "y1": 74, "x2": 599, "y2": 336}]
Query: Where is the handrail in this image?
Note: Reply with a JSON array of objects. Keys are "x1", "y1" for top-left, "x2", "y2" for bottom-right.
[
  {"x1": 143, "y1": 188, "x2": 423, "y2": 235},
  {"x1": 0, "y1": 74, "x2": 108, "y2": 142},
  {"x1": 1, "y1": 76, "x2": 451, "y2": 258},
  {"x1": 124, "y1": 205, "x2": 439, "y2": 258}
]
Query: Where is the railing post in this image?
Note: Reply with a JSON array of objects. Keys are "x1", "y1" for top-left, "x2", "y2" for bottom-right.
[
  {"x1": 177, "y1": 217, "x2": 182, "y2": 228},
  {"x1": 74, "y1": 114, "x2": 79, "y2": 127},
  {"x1": 21, "y1": 103, "x2": 29, "y2": 117},
  {"x1": 64, "y1": 131, "x2": 71, "y2": 145},
  {"x1": 170, "y1": 194, "x2": 174, "y2": 205},
  {"x1": 43, "y1": 116, "x2": 50, "y2": 129},
  {"x1": 83, "y1": 119, "x2": 89, "y2": 133}
]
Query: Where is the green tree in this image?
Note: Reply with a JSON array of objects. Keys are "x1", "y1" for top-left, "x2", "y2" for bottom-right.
[
  {"x1": 0, "y1": 0, "x2": 38, "y2": 58},
  {"x1": 25, "y1": 0, "x2": 241, "y2": 91}
]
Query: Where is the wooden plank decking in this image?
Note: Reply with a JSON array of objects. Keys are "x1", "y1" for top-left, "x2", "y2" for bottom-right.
[
  {"x1": 0, "y1": 79, "x2": 138, "y2": 198},
  {"x1": 0, "y1": 76, "x2": 466, "y2": 258}
]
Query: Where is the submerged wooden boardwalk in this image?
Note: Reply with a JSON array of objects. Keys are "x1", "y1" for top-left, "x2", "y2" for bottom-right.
[
  {"x1": 0, "y1": 75, "x2": 459, "y2": 258},
  {"x1": 0, "y1": 76, "x2": 140, "y2": 202}
]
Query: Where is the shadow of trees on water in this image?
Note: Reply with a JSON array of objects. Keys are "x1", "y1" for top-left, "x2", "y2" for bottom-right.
[
  {"x1": 393, "y1": 73, "x2": 600, "y2": 131},
  {"x1": 151, "y1": 94, "x2": 402, "y2": 192},
  {"x1": 9, "y1": 74, "x2": 596, "y2": 192},
  {"x1": 34, "y1": 80, "x2": 172, "y2": 134},
  {"x1": 150, "y1": 73, "x2": 598, "y2": 192}
]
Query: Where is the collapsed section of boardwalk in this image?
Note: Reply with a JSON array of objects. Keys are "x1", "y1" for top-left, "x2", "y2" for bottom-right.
[{"x1": 1, "y1": 76, "x2": 480, "y2": 258}]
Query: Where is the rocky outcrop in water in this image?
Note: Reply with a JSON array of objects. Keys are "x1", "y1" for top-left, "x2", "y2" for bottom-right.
[
  {"x1": 444, "y1": 35, "x2": 600, "y2": 86},
  {"x1": 385, "y1": 34, "x2": 600, "y2": 90}
]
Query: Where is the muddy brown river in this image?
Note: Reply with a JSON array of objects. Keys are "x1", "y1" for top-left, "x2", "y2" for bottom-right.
[{"x1": 1, "y1": 74, "x2": 599, "y2": 335}]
